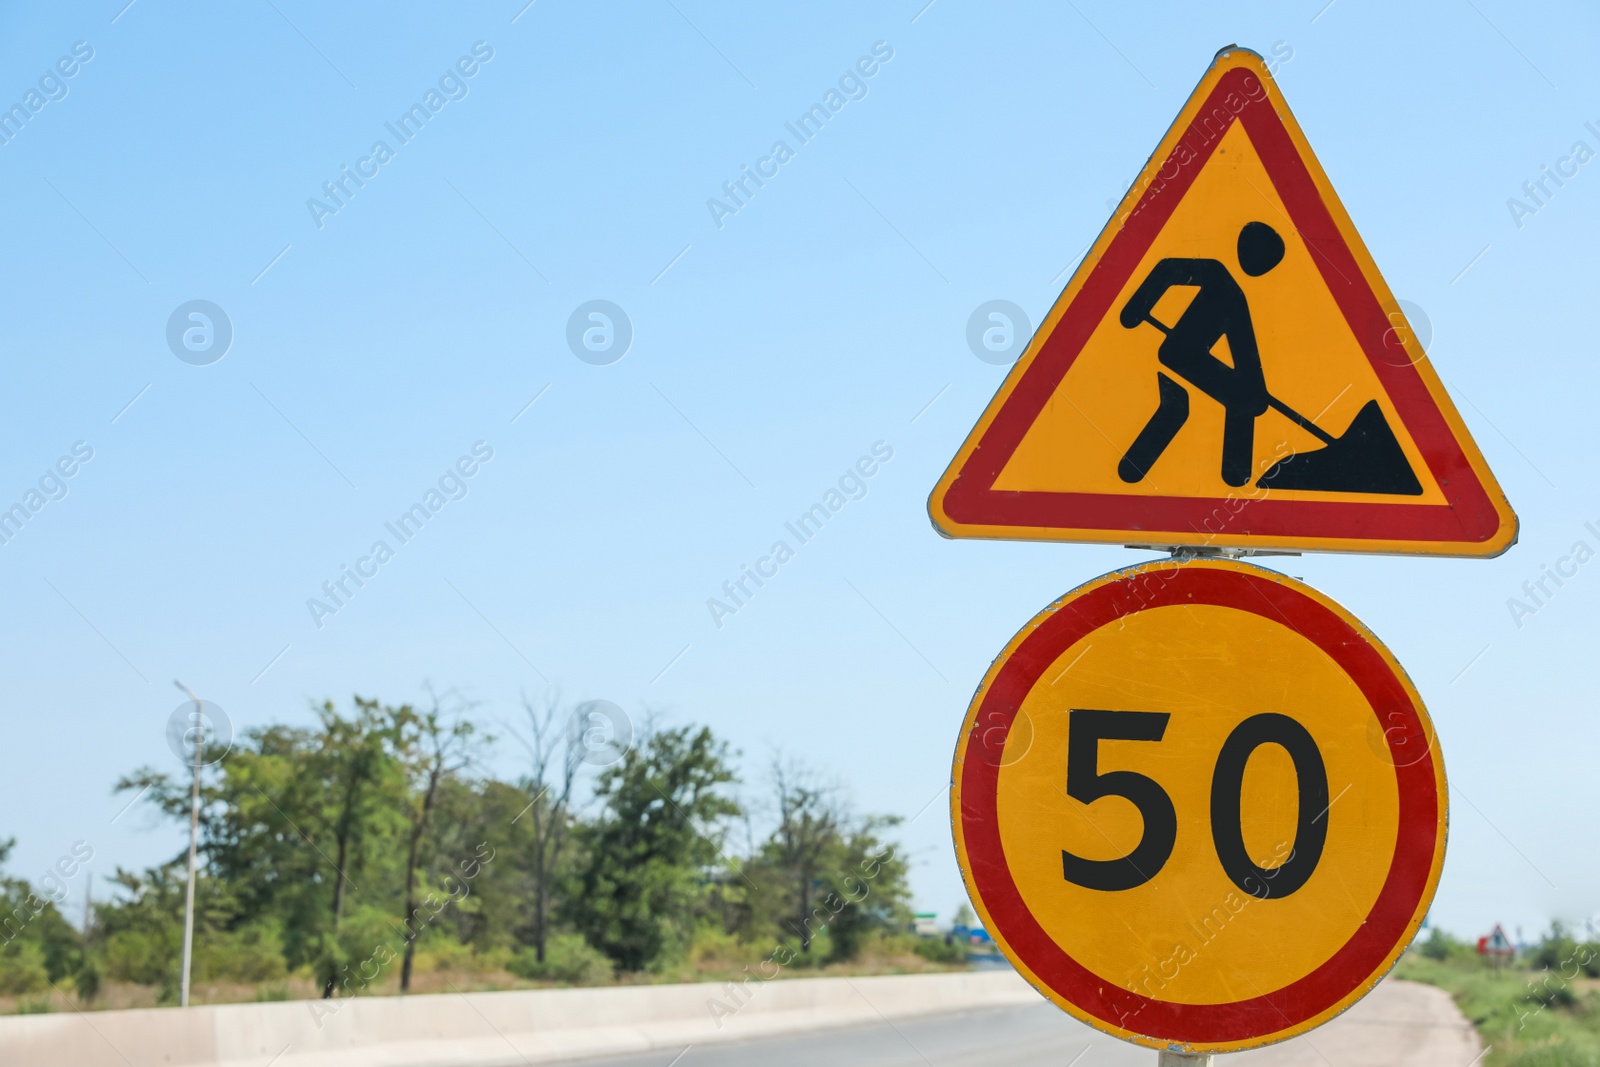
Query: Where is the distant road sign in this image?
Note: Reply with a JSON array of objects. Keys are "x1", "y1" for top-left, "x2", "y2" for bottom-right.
[
  {"x1": 928, "y1": 46, "x2": 1515, "y2": 557},
  {"x1": 1479, "y1": 924, "x2": 1514, "y2": 957},
  {"x1": 951, "y1": 558, "x2": 1447, "y2": 1053}
]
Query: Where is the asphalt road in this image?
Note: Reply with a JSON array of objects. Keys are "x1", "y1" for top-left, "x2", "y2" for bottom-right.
[{"x1": 555, "y1": 977, "x2": 1478, "y2": 1067}]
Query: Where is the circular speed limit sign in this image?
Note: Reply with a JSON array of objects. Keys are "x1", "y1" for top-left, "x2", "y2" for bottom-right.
[{"x1": 951, "y1": 558, "x2": 1446, "y2": 1053}]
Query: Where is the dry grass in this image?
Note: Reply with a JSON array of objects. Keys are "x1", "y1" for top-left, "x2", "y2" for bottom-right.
[{"x1": 8, "y1": 938, "x2": 971, "y2": 1014}]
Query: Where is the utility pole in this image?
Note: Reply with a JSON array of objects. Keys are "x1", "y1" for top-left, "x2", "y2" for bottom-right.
[{"x1": 174, "y1": 680, "x2": 204, "y2": 1008}]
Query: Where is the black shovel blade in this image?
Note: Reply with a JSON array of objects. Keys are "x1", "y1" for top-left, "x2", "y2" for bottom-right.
[{"x1": 1256, "y1": 400, "x2": 1423, "y2": 495}]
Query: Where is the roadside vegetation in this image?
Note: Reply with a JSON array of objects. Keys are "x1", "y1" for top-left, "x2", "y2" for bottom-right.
[
  {"x1": 0, "y1": 692, "x2": 963, "y2": 1014},
  {"x1": 1397, "y1": 925, "x2": 1600, "y2": 1067}
]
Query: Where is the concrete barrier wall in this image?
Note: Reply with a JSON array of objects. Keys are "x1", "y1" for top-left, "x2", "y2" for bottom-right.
[{"x1": 0, "y1": 969, "x2": 1040, "y2": 1067}]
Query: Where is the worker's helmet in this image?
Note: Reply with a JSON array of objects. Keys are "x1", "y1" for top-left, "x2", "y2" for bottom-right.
[{"x1": 1238, "y1": 221, "x2": 1286, "y2": 277}]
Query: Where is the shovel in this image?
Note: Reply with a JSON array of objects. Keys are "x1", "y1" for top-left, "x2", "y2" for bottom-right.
[{"x1": 1137, "y1": 315, "x2": 1422, "y2": 496}]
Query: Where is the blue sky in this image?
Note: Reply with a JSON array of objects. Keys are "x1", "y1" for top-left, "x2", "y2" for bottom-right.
[{"x1": 0, "y1": 0, "x2": 1595, "y2": 946}]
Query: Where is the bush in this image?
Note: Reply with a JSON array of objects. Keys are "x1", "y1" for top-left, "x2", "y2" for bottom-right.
[
  {"x1": 101, "y1": 913, "x2": 285, "y2": 997},
  {"x1": 686, "y1": 926, "x2": 742, "y2": 965},
  {"x1": 103, "y1": 928, "x2": 174, "y2": 988},
  {"x1": 1530, "y1": 925, "x2": 1600, "y2": 980},
  {"x1": 1524, "y1": 975, "x2": 1580, "y2": 1010},
  {"x1": 1532, "y1": 926, "x2": 1578, "y2": 972},
  {"x1": 1421, "y1": 927, "x2": 1454, "y2": 960},
  {"x1": 74, "y1": 957, "x2": 100, "y2": 1003},
  {"x1": 507, "y1": 934, "x2": 614, "y2": 985},
  {"x1": 0, "y1": 940, "x2": 49, "y2": 995},
  {"x1": 417, "y1": 937, "x2": 478, "y2": 973},
  {"x1": 912, "y1": 937, "x2": 968, "y2": 965},
  {"x1": 195, "y1": 921, "x2": 287, "y2": 984}
]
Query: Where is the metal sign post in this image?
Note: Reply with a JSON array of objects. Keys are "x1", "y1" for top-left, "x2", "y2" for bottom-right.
[{"x1": 174, "y1": 680, "x2": 204, "y2": 1009}]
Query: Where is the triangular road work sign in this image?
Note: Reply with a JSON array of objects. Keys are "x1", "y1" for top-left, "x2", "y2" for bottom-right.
[{"x1": 930, "y1": 47, "x2": 1516, "y2": 557}]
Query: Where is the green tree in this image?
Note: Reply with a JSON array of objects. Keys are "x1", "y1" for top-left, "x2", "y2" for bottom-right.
[
  {"x1": 568, "y1": 723, "x2": 740, "y2": 973},
  {"x1": 811, "y1": 817, "x2": 909, "y2": 963},
  {"x1": 762, "y1": 760, "x2": 842, "y2": 957},
  {"x1": 741, "y1": 763, "x2": 912, "y2": 964},
  {"x1": 1531, "y1": 922, "x2": 1600, "y2": 977},
  {"x1": 313, "y1": 699, "x2": 404, "y2": 996},
  {"x1": 391, "y1": 690, "x2": 477, "y2": 993},
  {"x1": 425, "y1": 776, "x2": 526, "y2": 953},
  {"x1": 515, "y1": 692, "x2": 583, "y2": 966},
  {"x1": 83, "y1": 697, "x2": 916, "y2": 1000},
  {"x1": 114, "y1": 699, "x2": 411, "y2": 997},
  {"x1": 0, "y1": 839, "x2": 83, "y2": 997}
]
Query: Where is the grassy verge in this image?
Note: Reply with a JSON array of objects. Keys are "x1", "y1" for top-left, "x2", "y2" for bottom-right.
[
  {"x1": 1396, "y1": 934, "x2": 1600, "y2": 1067},
  {"x1": 0, "y1": 932, "x2": 974, "y2": 1014}
]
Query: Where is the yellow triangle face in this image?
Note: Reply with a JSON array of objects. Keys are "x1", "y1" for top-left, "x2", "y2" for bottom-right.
[
  {"x1": 998, "y1": 120, "x2": 1445, "y2": 507},
  {"x1": 930, "y1": 48, "x2": 1516, "y2": 557}
]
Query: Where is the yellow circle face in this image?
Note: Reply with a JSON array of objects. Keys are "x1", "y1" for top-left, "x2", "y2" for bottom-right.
[
  {"x1": 952, "y1": 560, "x2": 1446, "y2": 1053},
  {"x1": 1002, "y1": 602, "x2": 1398, "y2": 1002}
]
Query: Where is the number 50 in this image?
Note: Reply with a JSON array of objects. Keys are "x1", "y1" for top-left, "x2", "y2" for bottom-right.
[{"x1": 1061, "y1": 708, "x2": 1329, "y2": 899}]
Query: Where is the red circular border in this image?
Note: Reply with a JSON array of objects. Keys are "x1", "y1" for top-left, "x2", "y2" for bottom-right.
[{"x1": 960, "y1": 564, "x2": 1439, "y2": 1045}]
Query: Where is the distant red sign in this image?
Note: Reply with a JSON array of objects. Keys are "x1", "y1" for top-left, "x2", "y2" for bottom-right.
[{"x1": 1478, "y1": 924, "x2": 1514, "y2": 957}]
